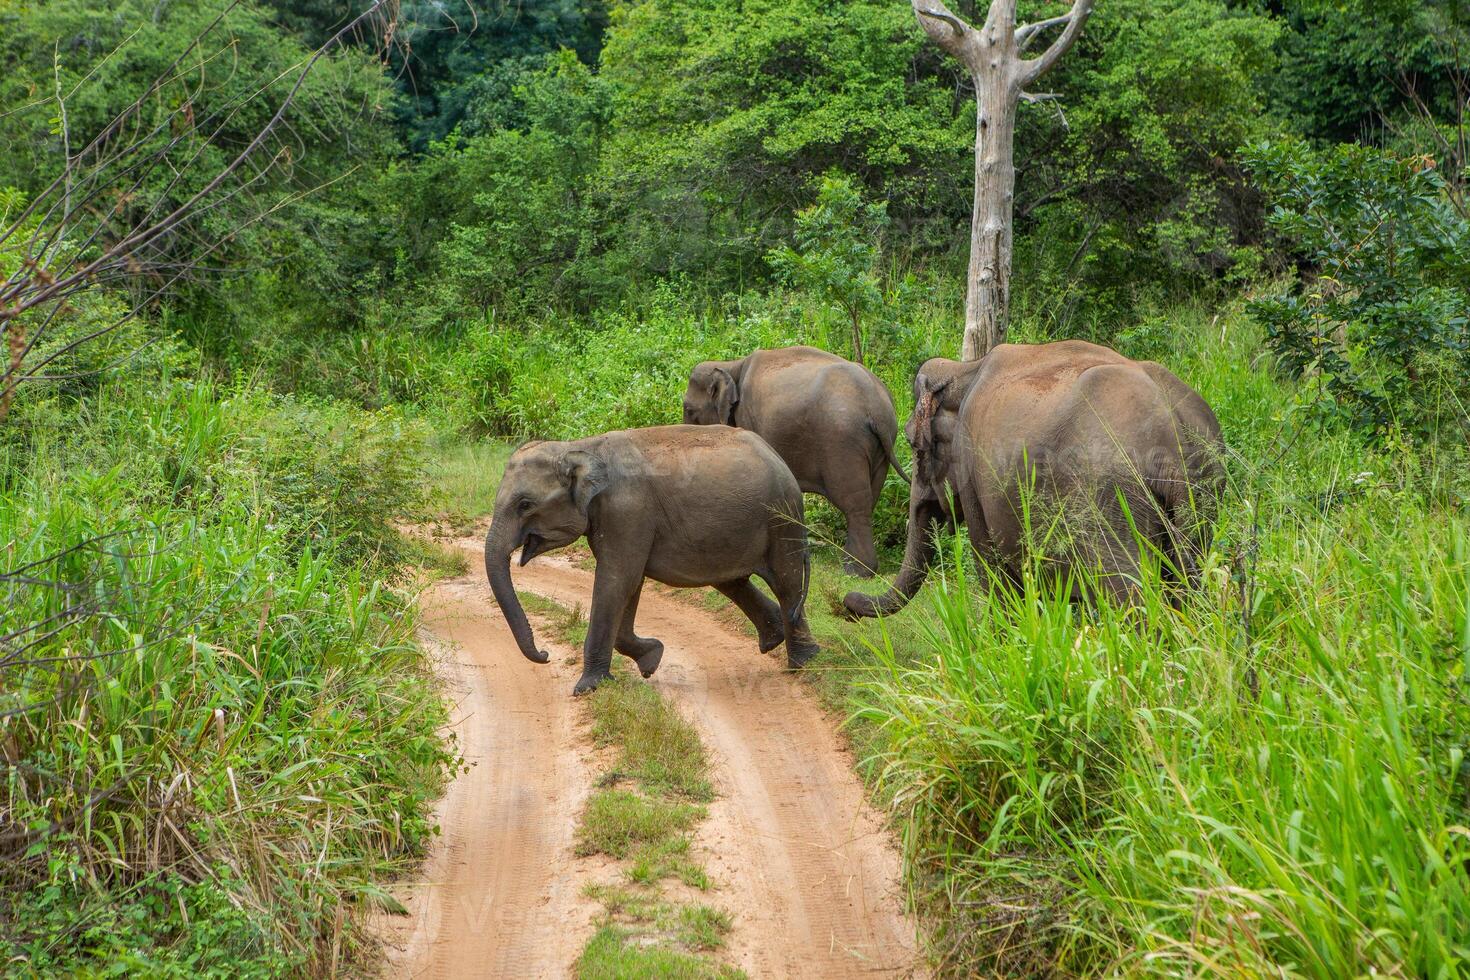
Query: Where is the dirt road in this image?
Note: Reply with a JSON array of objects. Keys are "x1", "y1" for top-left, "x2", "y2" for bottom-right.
[
  {"x1": 379, "y1": 537, "x2": 923, "y2": 978},
  {"x1": 376, "y1": 573, "x2": 601, "y2": 979}
]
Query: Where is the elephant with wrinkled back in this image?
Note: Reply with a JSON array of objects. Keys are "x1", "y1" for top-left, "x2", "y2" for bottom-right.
[
  {"x1": 845, "y1": 340, "x2": 1225, "y2": 618},
  {"x1": 683, "y1": 346, "x2": 907, "y2": 578},
  {"x1": 486, "y1": 424, "x2": 819, "y2": 695}
]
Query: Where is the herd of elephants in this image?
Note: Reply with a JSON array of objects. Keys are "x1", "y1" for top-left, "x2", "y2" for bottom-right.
[{"x1": 485, "y1": 341, "x2": 1225, "y2": 695}]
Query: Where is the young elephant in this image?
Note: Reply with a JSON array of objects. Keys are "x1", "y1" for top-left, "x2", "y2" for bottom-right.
[
  {"x1": 486, "y1": 425, "x2": 820, "y2": 695},
  {"x1": 845, "y1": 340, "x2": 1225, "y2": 617},
  {"x1": 682, "y1": 346, "x2": 907, "y2": 578}
]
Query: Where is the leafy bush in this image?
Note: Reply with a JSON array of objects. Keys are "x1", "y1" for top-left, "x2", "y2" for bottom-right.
[
  {"x1": 596, "y1": 0, "x2": 971, "y2": 288},
  {"x1": 1014, "y1": 0, "x2": 1281, "y2": 333},
  {"x1": 385, "y1": 53, "x2": 612, "y2": 326},
  {"x1": 378, "y1": 0, "x2": 607, "y2": 148},
  {"x1": 450, "y1": 286, "x2": 771, "y2": 439},
  {"x1": 1267, "y1": 0, "x2": 1465, "y2": 143},
  {"x1": 231, "y1": 395, "x2": 427, "y2": 566},
  {"x1": 768, "y1": 173, "x2": 890, "y2": 365},
  {"x1": 0, "y1": 0, "x2": 399, "y2": 319},
  {"x1": 1246, "y1": 140, "x2": 1470, "y2": 440},
  {"x1": 1, "y1": 357, "x2": 449, "y2": 973}
]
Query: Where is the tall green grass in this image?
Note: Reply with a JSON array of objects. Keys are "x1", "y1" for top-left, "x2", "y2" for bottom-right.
[
  {"x1": 840, "y1": 307, "x2": 1470, "y2": 976},
  {"x1": 1, "y1": 367, "x2": 452, "y2": 974}
]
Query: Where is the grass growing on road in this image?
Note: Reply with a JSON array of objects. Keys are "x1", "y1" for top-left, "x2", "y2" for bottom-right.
[
  {"x1": 574, "y1": 675, "x2": 739, "y2": 976},
  {"x1": 590, "y1": 678, "x2": 714, "y2": 802},
  {"x1": 518, "y1": 591, "x2": 743, "y2": 977},
  {"x1": 577, "y1": 926, "x2": 744, "y2": 980},
  {"x1": 518, "y1": 590, "x2": 590, "y2": 648},
  {"x1": 581, "y1": 887, "x2": 733, "y2": 950},
  {"x1": 576, "y1": 790, "x2": 703, "y2": 860},
  {"x1": 571, "y1": 677, "x2": 711, "y2": 892}
]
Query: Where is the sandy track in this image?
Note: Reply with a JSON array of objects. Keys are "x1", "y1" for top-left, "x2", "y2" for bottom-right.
[
  {"x1": 376, "y1": 575, "x2": 599, "y2": 979},
  {"x1": 380, "y1": 539, "x2": 923, "y2": 978},
  {"x1": 510, "y1": 552, "x2": 922, "y2": 978}
]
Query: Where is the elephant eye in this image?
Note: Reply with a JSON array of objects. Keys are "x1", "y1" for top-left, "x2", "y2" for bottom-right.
[{"x1": 516, "y1": 497, "x2": 534, "y2": 515}]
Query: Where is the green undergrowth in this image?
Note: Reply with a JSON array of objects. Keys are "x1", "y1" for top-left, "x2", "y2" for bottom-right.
[
  {"x1": 425, "y1": 435, "x2": 511, "y2": 529},
  {"x1": 518, "y1": 592, "x2": 741, "y2": 978},
  {"x1": 0, "y1": 354, "x2": 453, "y2": 975}
]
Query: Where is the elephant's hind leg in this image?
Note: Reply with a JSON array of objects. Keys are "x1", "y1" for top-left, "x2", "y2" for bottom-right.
[
  {"x1": 827, "y1": 467, "x2": 880, "y2": 578},
  {"x1": 1086, "y1": 495, "x2": 1147, "y2": 609},
  {"x1": 765, "y1": 563, "x2": 820, "y2": 670},
  {"x1": 713, "y1": 579, "x2": 785, "y2": 654},
  {"x1": 614, "y1": 581, "x2": 663, "y2": 679}
]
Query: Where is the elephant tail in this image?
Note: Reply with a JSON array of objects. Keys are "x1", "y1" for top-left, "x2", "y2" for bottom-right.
[{"x1": 871, "y1": 421, "x2": 909, "y2": 483}]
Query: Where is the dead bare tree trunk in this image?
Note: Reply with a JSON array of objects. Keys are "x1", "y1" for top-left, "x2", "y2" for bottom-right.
[{"x1": 913, "y1": 0, "x2": 1093, "y2": 359}]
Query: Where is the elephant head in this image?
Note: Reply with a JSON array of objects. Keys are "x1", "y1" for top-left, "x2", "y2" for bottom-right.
[
  {"x1": 844, "y1": 357, "x2": 981, "y2": 619},
  {"x1": 485, "y1": 440, "x2": 608, "y2": 664},
  {"x1": 682, "y1": 360, "x2": 742, "y2": 426}
]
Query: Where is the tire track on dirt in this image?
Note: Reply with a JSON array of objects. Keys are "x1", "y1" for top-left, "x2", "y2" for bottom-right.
[
  {"x1": 376, "y1": 571, "x2": 599, "y2": 979},
  {"x1": 513, "y1": 550, "x2": 924, "y2": 978}
]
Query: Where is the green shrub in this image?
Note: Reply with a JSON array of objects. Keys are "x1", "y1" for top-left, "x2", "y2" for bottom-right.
[
  {"x1": 231, "y1": 394, "x2": 428, "y2": 566},
  {"x1": 1246, "y1": 139, "x2": 1470, "y2": 442},
  {"x1": 381, "y1": 52, "x2": 611, "y2": 327},
  {"x1": 768, "y1": 173, "x2": 890, "y2": 365},
  {"x1": 0, "y1": 0, "x2": 400, "y2": 333},
  {"x1": 1, "y1": 359, "x2": 450, "y2": 974}
]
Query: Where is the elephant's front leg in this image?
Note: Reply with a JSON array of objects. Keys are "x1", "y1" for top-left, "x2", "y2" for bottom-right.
[
  {"x1": 574, "y1": 561, "x2": 645, "y2": 695},
  {"x1": 614, "y1": 582, "x2": 663, "y2": 679}
]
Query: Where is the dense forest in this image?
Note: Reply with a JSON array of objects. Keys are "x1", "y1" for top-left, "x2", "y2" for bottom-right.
[{"x1": 2, "y1": 0, "x2": 1468, "y2": 975}]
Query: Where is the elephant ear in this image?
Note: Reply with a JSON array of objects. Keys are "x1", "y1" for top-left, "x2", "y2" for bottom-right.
[
  {"x1": 910, "y1": 373, "x2": 945, "y2": 455},
  {"x1": 711, "y1": 368, "x2": 739, "y2": 426},
  {"x1": 559, "y1": 449, "x2": 609, "y2": 515}
]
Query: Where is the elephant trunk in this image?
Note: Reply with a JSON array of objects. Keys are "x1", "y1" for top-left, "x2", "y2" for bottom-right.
[
  {"x1": 843, "y1": 496, "x2": 942, "y2": 619},
  {"x1": 485, "y1": 523, "x2": 549, "y2": 664}
]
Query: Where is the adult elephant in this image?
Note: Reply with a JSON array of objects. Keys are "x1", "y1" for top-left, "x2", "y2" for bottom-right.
[
  {"x1": 486, "y1": 425, "x2": 819, "y2": 695},
  {"x1": 682, "y1": 346, "x2": 907, "y2": 578},
  {"x1": 844, "y1": 340, "x2": 1225, "y2": 617}
]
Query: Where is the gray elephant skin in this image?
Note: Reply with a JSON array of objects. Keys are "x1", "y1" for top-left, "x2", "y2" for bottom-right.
[
  {"x1": 845, "y1": 340, "x2": 1225, "y2": 617},
  {"x1": 486, "y1": 424, "x2": 820, "y2": 695},
  {"x1": 682, "y1": 346, "x2": 907, "y2": 578}
]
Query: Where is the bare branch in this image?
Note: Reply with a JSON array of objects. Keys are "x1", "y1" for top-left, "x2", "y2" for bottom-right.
[
  {"x1": 1019, "y1": 0, "x2": 1094, "y2": 86},
  {"x1": 1016, "y1": 14, "x2": 1072, "y2": 52},
  {"x1": 0, "y1": 2, "x2": 249, "y2": 240},
  {"x1": 917, "y1": 5, "x2": 966, "y2": 37},
  {"x1": 0, "y1": 0, "x2": 402, "y2": 427},
  {"x1": 911, "y1": 0, "x2": 974, "y2": 63},
  {"x1": 1021, "y1": 92, "x2": 1070, "y2": 131}
]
